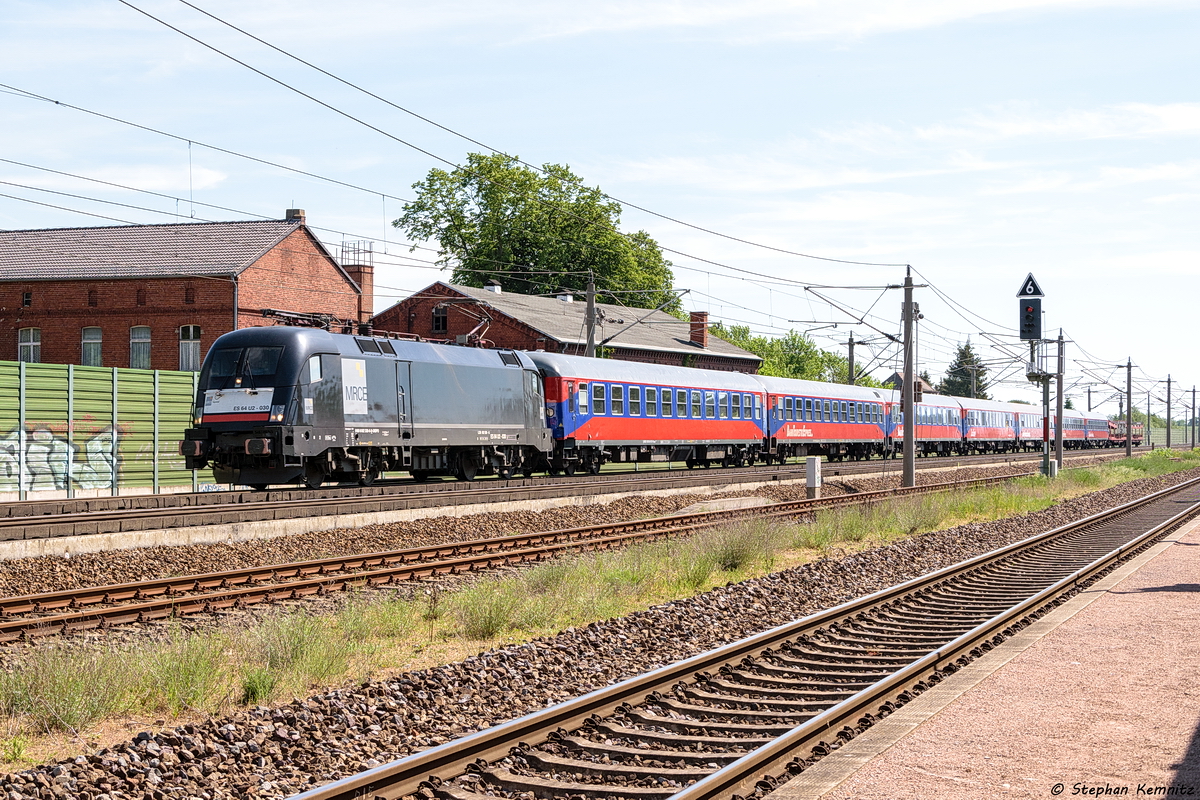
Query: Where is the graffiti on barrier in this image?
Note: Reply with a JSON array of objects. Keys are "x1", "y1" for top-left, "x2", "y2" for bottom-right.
[{"x1": 0, "y1": 426, "x2": 118, "y2": 492}]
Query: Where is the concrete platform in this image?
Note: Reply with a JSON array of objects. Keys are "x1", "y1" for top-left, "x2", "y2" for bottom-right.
[
  {"x1": 774, "y1": 515, "x2": 1200, "y2": 800},
  {"x1": 772, "y1": 513, "x2": 1200, "y2": 800}
]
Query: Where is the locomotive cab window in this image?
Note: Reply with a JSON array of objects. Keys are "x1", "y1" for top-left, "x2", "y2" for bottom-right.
[{"x1": 305, "y1": 355, "x2": 323, "y2": 383}]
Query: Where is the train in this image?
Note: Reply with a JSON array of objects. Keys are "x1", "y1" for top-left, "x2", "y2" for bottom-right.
[{"x1": 180, "y1": 326, "x2": 1126, "y2": 489}]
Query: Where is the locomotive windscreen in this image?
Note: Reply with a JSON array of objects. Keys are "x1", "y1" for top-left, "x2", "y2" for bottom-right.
[{"x1": 203, "y1": 346, "x2": 284, "y2": 388}]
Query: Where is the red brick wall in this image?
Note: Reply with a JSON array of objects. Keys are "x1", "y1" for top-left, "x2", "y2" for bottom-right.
[
  {"x1": 0, "y1": 277, "x2": 236, "y2": 370},
  {"x1": 236, "y1": 228, "x2": 364, "y2": 329}
]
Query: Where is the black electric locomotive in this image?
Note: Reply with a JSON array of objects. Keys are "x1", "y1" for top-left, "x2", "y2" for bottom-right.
[{"x1": 181, "y1": 326, "x2": 552, "y2": 488}]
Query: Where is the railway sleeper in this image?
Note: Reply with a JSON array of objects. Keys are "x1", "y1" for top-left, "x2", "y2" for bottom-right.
[
  {"x1": 468, "y1": 765, "x2": 678, "y2": 800},
  {"x1": 549, "y1": 732, "x2": 748, "y2": 767},
  {"x1": 618, "y1": 709, "x2": 798, "y2": 737},
  {"x1": 648, "y1": 695, "x2": 816, "y2": 724},
  {"x1": 678, "y1": 686, "x2": 828, "y2": 714},
  {"x1": 580, "y1": 719, "x2": 773, "y2": 750},
  {"x1": 517, "y1": 748, "x2": 713, "y2": 782}
]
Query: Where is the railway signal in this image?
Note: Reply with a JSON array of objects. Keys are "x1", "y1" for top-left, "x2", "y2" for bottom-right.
[{"x1": 1020, "y1": 298, "x2": 1042, "y2": 341}]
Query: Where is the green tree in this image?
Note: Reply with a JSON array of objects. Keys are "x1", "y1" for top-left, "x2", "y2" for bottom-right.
[
  {"x1": 710, "y1": 323, "x2": 881, "y2": 385},
  {"x1": 940, "y1": 342, "x2": 990, "y2": 399},
  {"x1": 1064, "y1": 397, "x2": 1075, "y2": 410},
  {"x1": 393, "y1": 153, "x2": 681, "y2": 313}
]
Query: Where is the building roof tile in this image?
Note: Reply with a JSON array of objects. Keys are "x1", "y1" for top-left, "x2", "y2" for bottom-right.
[
  {"x1": 404, "y1": 282, "x2": 760, "y2": 363},
  {"x1": 0, "y1": 219, "x2": 302, "y2": 281}
]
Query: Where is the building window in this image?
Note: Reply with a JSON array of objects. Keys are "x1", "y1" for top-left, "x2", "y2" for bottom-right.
[
  {"x1": 179, "y1": 325, "x2": 201, "y2": 371},
  {"x1": 432, "y1": 306, "x2": 447, "y2": 333},
  {"x1": 136, "y1": 287, "x2": 146, "y2": 306},
  {"x1": 184, "y1": 286, "x2": 195, "y2": 304},
  {"x1": 82, "y1": 327, "x2": 102, "y2": 367},
  {"x1": 18, "y1": 328, "x2": 40, "y2": 362},
  {"x1": 22, "y1": 292, "x2": 32, "y2": 307},
  {"x1": 88, "y1": 290, "x2": 98, "y2": 308},
  {"x1": 130, "y1": 326, "x2": 151, "y2": 369}
]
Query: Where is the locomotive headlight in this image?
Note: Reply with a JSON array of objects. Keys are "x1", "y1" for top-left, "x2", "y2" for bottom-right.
[{"x1": 269, "y1": 404, "x2": 286, "y2": 422}]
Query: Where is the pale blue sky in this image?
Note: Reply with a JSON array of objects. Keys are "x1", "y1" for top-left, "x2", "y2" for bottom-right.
[{"x1": 2, "y1": 0, "x2": 1197, "y2": 412}]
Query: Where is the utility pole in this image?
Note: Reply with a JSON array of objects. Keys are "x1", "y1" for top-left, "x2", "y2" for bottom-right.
[
  {"x1": 1167, "y1": 375, "x2": 1172, "y2": 448},
  {"x1": 1087, "y1": 386, "x2": 1092, "y2": 412},
  {"x1": 584, "y1": 278, "x2": 596, "y2": 358},
  {"x1": 1054, "y1": 330, "x2": 1064, "y2": 470},
  {"x1": 1126, "y1": 359, "x2": 1133, "y2": 458},
  {"x1": 1147, "y1": 388, "x2": 1152, "y2": 449},
  {"x1": 1193, "y1": 386, "x2": 1196, "y2": 449},
  {"x1": 846, "y1": 331, "x2": 856, "y2": 386},
  {"x1": 902, "y1": 268, "x2": 916, "y2": 488}
]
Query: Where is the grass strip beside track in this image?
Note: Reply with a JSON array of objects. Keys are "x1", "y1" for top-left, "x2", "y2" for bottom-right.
[{"x1": 0, "y1": 449, "x2": 1196, "y2": 767}]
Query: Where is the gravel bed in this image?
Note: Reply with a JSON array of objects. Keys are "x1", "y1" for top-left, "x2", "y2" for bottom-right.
[
  {"x1": 0, "y1": 457, "x2": 1155, "y2": 800},
  {"x1": 0, "y1": 462, "x2": 1038, "y2": 599}
]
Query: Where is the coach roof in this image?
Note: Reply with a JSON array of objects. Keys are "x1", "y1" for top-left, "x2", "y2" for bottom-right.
[{"x1": 527, "y1": 351, "x2": 764, "y2": 391}]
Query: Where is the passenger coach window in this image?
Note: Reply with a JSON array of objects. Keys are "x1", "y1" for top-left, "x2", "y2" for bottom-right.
[
  {"x1": 823, "y1": 401, "x2": 831, "y2": 421},
  {"x1": 732, "y1": 393, "x2": 741, "y2": 419},
  {"x1": 691, "y1": 391, "x2": 701, "y2": 418},
  {"x1": 592, "y1": 383, "x2": 605, "y2": 414},
  {"x1": 568, "y1": 381, "x2": 576, "y2": 413},
  {"x1": 578, "y1": 383, "x2": 588, "y2": 414},
  {"x1": 717, "y1": 392, "x2": 728, "y2": 419},
  {"x1": 612, "y1": 385, "x2": 625, "y2": 415},
  {"x1": 629, "y1": 386, "x2": 641, "y2": 415},
  {"x1": 646, "y1": 387, "x2": 657, "y2": 416}
]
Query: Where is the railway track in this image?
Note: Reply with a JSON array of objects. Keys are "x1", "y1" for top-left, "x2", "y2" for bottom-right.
[
  {"x1": 0, "y1": 448, "x2": 1134, "y2": 542},
  {"x1": 290, "y1": 474, "x2": 1200, "y2": 800},
  {"x1": 0, "y1": 473, "x2": 1025, "y2": 642}
]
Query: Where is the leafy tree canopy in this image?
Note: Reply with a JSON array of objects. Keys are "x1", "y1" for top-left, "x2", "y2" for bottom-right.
[
  {"x1": 393, "y1": 153, "x2": 681, "y2": 314},
  {"x1": 711, "y1": 323, "x2": 882, "y2": 386},
  {"x1": 939, "y1": 341, "x2": 990, "y2": 399}
]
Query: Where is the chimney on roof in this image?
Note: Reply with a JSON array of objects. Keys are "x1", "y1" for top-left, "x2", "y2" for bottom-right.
[
  {"x1": 689, "y1": 311, "x2": 709, "y2": 348},
  {"x1": 484, "y1": 279, "x2": 502, "y2": 294},
  {"x1": 286, "y1": 209, "x2": 306, "y2": 223},
  {"x1": 556, "y1": 289, "x2": 574, "y2": 303}
]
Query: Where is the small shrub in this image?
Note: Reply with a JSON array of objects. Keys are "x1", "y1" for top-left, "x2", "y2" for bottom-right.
[
  {"x1": 1, "y1": 735, "x2": 29, "y2": 764},
  {"x1": 0, "y1": 647, "x2": 132, "y2": 733},
  {"x1": 240, "y1": 668, "x2": 276, "y2": 705},
  {"x1": 451, "y1": 581, "x2": 522, "y2": 639},
  {"x1": 145, "y1": 632, "x2": 229, "y2": 716}
]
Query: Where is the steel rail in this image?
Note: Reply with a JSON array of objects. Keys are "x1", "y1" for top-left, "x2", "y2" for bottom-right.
[
  {"x1": 0, "y1": 473, "x2": 1025, "y2": 641},
  {"x1": 286, "y1": 474, "x2": 1200, "y2": 800},
  {"x1": 670, "y1": 486, "x2": 1200, "y2": 800}
]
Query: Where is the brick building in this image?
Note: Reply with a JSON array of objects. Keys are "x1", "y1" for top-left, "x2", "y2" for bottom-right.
[
  {"x1": 0, "y1": 210, "x2": 372, "y2": 371},
  {"x1": 372, "y1": 281, "x2": 761, "y2": 373}
]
